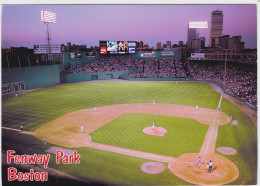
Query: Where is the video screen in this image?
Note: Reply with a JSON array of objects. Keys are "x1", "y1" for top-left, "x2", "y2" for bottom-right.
[
  {"x1": 117, "y1": 41, "x2": 128, "y2": 54},
  {"x1": 107, "y1": 41, "x2": 118, "y2": 52},
  {"x1": 100, "y1": 41, "x2": 107, "y2": 54},
  {"x1": 100, "y1": 40, "x2": 137, "y2": 55},
  {"x1": 70, "y1": 52, "x2": 82, "y2": 59}
]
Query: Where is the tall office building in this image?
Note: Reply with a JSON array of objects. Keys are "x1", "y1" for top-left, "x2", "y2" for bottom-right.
[
  {"x1": 210, "y1": 10, "x2": 224, "y2": 47},
  {"x1": 186, "y1": 27, "x2": 196, "y2": 48}
]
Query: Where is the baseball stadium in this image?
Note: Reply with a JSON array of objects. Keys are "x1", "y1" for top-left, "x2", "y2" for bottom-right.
[
  {"x1": 1, "y1": 4, "x2": 258, "y2": 186},
  {"x1": 1, "y1": 47, "x2": 257, "y2": 185}
]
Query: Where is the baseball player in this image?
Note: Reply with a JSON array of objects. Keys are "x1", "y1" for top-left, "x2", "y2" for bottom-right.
[
  {"x1": 196, "y1": 105, "x2": 199, "y2": 110},
  {"x1": 20, "y1": 125, "x2": 23, "y2": 131},
  {"x1": 153, "y1": 99, "x2": 155, "y2": 104},
  {"x1": 44, "y1": 137, "x2": 47, "y2": 146},
  {"x1": 208, "y1": 160, "x2": 213, "y2": 173},
  {"x1": 206, "y1": 163, "x2": 209, "y2": 170},
  {"x1": 152, "y1": 121, "x2": 156, "y2": 128},
  {"x1": 196, "y1": 157, "x2": 201, "y2": 168},
  {"x1": 81, "y1": 125, "x2": 84, "y2": 133}
]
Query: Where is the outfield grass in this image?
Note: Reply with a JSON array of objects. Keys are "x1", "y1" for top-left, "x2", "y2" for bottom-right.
[
  {"x1": 2, "y1": 81, "x2": 220, "y2": 131},
  {"x1": 2, "y1": 81, "x2": 257, "y2": 185},
  {"x1": 91, "y1": 113, "x2": 208, "y2": 157}
]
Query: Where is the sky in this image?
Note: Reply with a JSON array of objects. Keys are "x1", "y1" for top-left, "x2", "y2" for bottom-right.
[{"x1": 1, "y1": 4, "x2": 257, "y2": 49}]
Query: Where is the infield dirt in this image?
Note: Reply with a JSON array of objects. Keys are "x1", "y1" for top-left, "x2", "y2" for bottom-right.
[{"x1": 32, "y1": 103, "x2": 238, "y2": 185}]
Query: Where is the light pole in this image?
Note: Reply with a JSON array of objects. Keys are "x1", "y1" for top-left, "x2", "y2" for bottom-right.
[{"x1": 40, "y1": 10, "x2": 56, "y2": 65}]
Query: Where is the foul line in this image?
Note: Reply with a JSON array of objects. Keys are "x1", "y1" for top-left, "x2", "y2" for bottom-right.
[
  {"x1": 2, "y1": 126, "x2": 179, "y2": 163},
  {"x1": 201, "y1": 94, "x2": 222, "y2": 162}
]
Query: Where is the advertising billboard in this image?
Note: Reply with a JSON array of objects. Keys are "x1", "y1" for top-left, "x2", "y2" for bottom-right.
[
  {"x1": 70, "y1": 52, "x2": 82, "y2": 59},
  {"x1": 34, "y1": 44, "x2": 61, "y2": 54},
  {"x1": 161, "y1": 51, "x2": 175, "y2": 57},
  {"x1": 100, "y1": 41, "x2": 107, "y2": 54},
  {"x1": 128, "y1": 42, "x2": 136, "y2": 54},
  {"x1": 191, "y1": 53, "x2": 205, "y2": 59},
  {"x1": 189, "y1": 21, "x2": 208, "y2": 28},
  {"x1": 2, "y1": 81, "x2": 25, "y2": 95},
  {"x1": 86, "y1": 51, "x2": 96, "y2": 58},
  {"x1": 141, "y1": 51, "x2": 156, "y2": 57}
]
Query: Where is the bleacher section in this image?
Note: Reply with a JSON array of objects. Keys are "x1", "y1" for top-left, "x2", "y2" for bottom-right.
[
  {"x1": 188, "y1": 60, "x2": 257, "y2": 107},
  {"x1": 73, "y1": 56, "x2": 187, "y2": 78}
]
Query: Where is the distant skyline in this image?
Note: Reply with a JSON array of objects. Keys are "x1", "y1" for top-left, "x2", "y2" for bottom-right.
[{"x1": 1, "y1": 4, "x2": 257, "y2": 49}]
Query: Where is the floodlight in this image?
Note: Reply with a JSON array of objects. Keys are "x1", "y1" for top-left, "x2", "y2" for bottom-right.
[
  {"x1": 40, "y1": 10, "x2": 56, "y2": 23},
  {"x1": 189, "y1": 21, "x2": 208, "y2": 29}
]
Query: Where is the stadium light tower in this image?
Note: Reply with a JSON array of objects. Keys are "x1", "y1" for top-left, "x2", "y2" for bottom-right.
[{"x1": 40, "y1": 10, "x2": 56, "y2": 63}]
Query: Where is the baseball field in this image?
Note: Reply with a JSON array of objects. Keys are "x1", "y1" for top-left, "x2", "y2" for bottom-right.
[{"x1": 2, "y1": 80, "x2": 257, "y2": 185}]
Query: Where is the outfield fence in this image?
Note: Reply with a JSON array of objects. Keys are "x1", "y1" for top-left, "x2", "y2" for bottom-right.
[{"x1": 2, "y1": 65, "x2": 60, "y2": 91}]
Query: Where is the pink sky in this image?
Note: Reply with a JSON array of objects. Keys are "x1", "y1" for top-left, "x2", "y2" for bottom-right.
[{"x1": 2, "y1": 4, "x2": 257, "y2": 48}]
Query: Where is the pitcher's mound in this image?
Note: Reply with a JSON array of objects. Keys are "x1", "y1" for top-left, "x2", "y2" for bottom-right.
[
  {"x1": 217, "y1": 147, "x2": 237, "y2": 155},
  {"x1": 141, "y1": 162, "x2": 164, "y2": 174},
  {"x1": 143, "y1": 127, "x2": 167, "y2": 136},
  {"x1": 168, "y1": 153, "x2": 239, "y2": 185}
]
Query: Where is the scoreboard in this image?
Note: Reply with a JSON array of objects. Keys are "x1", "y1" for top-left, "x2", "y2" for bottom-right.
[
  {"x1": 100, "y1": 40, "x2": 137, "y2": 54},
  {"x1": 2, "y1": 81, "x2": 25, "y2": 95}
]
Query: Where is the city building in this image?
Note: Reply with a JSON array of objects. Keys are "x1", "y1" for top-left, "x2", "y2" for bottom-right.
[
  {"x1": 200, "y1": 37, "x2": 205, "y2": 49},
  {"x1": 209, "y1": 10, "x2": 224, "y2": 47},
  {"x1": 166, "y1": 41, "x2": 172, "y2": 48},
  {"x1": 139, "y1": 41, "x2": 144, "y2": 48},
  {"x1": 156, "y1": 43, "x2": 161, "y2": 49},
  {"x1": 178, "y1": 41, "x2": 184, "y2": 46},
  {"x1": 219, "y1": 35, "x2": 230, "y2": 49},
  {"x1": 187, "y1": 27, "x2": 196, "y2": 48},
  {"x1": 218, "y1": 35, "x2": 244, "y2": 53},
  {"x1": 230, "y1": 35, "x2": 244, "y2": 53},
  {"x1": 61, "y1": 42, "x2": 87, "y2": 52},
  {"x1": 156, "y1": 42, "x2": 163, "y2": 50}
]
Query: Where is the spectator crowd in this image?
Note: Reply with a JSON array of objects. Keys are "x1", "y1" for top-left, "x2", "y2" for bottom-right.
[
  {"x1": 188, "y1": 61, "x2": 257, "y2": 107},
  {"x1": 73, "y1": 56, "x2": 187, "y2": 78}
]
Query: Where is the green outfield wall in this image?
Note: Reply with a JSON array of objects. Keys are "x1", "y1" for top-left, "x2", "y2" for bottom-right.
[
  {"x1": 62, "y1": 70, "x2": 136, "y2": 83},
  {"x1": 2, "y1": 65, "x2": 60, "y2": 90},
  {"x1": 119, "y1": 76, "x2": 190, "y2": 81}
]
